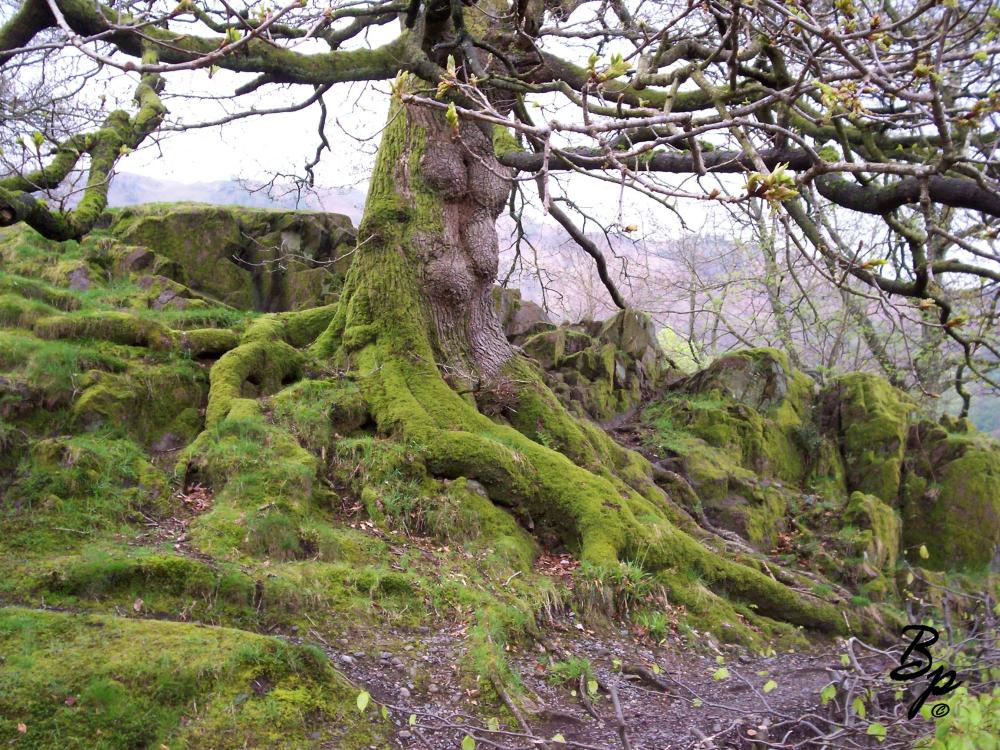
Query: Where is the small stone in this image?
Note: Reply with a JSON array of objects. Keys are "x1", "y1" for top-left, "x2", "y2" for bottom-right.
[
  {"x1": 398, "y1": 730, "x2": 413, "y2": 740},
  {"x1": 399, "y1": 687, "x2": 411, "y2": 699},
  {"x1": 354, "y1": 652, "x2": 365, "y2": 659},
  {"x1": 340, "y1": 655, "x2": 355, "y2": 666},
  {"x1": 380, "y1": 651, "x2": 392, "y2": 660},
  {"x1": 428, "y1": 684, "x2": 439, "y2": 694},
  {"x1": 404, "y1": 644, "x2": 415, "y2": 652},
  {"x1": 67, "y1": 267, "x2": 90, "y2": 291},
  {"x1": 391, "y1": 658, "x2": 405, "y2": 670}
]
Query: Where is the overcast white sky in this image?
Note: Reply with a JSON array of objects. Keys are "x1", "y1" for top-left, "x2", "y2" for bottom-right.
[{"x1": 101, "y1": 14, "x2": 727, "y2": 239}]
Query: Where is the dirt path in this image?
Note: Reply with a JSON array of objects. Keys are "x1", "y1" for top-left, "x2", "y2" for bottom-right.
[{"x1": 281, "y1": 608, "x2": 903, "y2": 750}]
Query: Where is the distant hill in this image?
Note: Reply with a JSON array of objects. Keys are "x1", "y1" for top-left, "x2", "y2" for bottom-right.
[{"x1": 108, "y1": 172, "x2": 367, "y2": 223}]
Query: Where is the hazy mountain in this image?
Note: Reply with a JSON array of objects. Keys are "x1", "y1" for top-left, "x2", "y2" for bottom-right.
[{"x1": 108, "y1": 172, "x2": 367, "y2": 222}]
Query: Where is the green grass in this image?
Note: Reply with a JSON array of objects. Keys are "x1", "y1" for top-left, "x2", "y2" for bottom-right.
[
  {"x1": 2, "y1": 431, "x2": 169, "y2": 553},
  {"x1": 546, "y1": 656, "x2": 595, "y2": 686},
  {"x1": 0, "y1": 330, "x2": 127, "y2": 397}
]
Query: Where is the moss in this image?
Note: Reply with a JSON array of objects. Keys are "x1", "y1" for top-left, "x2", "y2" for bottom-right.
[
  {"x1": 743, "y1": 486, "x2": 789, "y2": 549},
  {"x1": 0, "y1": 293, "x2": 57, "y2": 328},
  {"x1": 425, "y1": 478, "x2": 538, "y2": 572},
  {"x1": 205, "y1": 339, "x2": 303, "y2": 427},
  {"x1": 491, "y1": 124, "x2": 521, "y2": 157},
  {"x1": 108, "y1": 204, "x2": 355, "y2": 313},
  {"x1": 522, "y1": 328, "x2": 565, "y2": 369},
  {"x1": 278, "y1": 303, "x2": 339, "y2": 347},
  {"x1": 270, "y1": 378, "x2": 367, "y2": 452},
  {"x1": 2, "y1": 433, "x2": 168, "y2": 553},
  {"x1": 900, "y1": 421, "x2": 1000, "y2": 570},
  {"x1": 72, "y1": 360, "x2": 207, "y2": 445},
  {"x1": 663, "y1": 349, "x2": 819, "y2": 485},
  {"x1": 34, "y1": 311, "x2": 175, "y2": 349},
  {"x1": 844, "y1": 491, "x2": 901, "y2": 572},
  {"x1": 0, "y1": 606, "x2": 387, "y2": 749},
  {"x1": 181, "y1": 413, "x2": 318, "y2": 560},
  {"x1": 42, "y1": 550, "x2": 224, "y2": 600},
  {"x1": 109, "y1": 204, "x2": 258, "y2": 309},
  {"x1": 819, "y1": 373, "x2": 913, "y2": 504},
  {"x1": 179, "y1": 327, "x2": 240, "y2": 357},
  {"x1": 0, "y1": 330, "x2": 126, "y2": 399}
]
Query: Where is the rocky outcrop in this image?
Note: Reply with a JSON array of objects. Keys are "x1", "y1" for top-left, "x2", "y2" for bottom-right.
[
  {"x1": 106, "y1": 203, "x2": 355, "y2": 311},
  {"x1": 644, "y1": 349, "x2": 827, "y2": 550},
  {"x1": 512, "y1": 307, "x2": 665, "y2": 422},
  {"x1": 642, "y1": 349, "x2": 1000, "y2": 573},
  {"x1": 900, "y1": 417, "x2": 1000, "y2": 570},
  {"x1": 493, "y1": 287, "x2": 554, "y2": 341},
  {"x1": 843, "y1": 491, "x2": 901, "y2": 577},
  {"x1": 818, "y1": 373, "x2": 913, "y2": 504}
]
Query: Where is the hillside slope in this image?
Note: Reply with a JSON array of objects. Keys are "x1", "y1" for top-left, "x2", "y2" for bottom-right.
[{"x1": 0, "y1": 207, "x2": 997, "y2": 749}]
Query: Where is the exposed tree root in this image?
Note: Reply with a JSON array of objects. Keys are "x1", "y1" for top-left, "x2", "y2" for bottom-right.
[
  {"x1": 305, "y1": 244, "x2": 846, "y2": 633},
  {"x1": 190, "y1": 98, "x2": 849, "y2": 636},
  {"x1": 204, "y1": 304, "x2": 339, "y2": 427},
  {"x1": 32, "y1": 311, "x2": 239, "y2": 356}
]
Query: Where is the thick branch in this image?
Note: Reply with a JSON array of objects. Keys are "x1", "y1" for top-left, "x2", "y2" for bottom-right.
[
  {"x1": 0, "y1": 0, "x2": 52, "y2": 64},
  {"x1": 815, "y1": 174, "x2": 1000, "y2": 219},
  {"x1": 499, "y1": 146, "x2": 813, "y2": 173},
  {"x1": 0, "y1": 53, "x2": 166, "y2": 239}
]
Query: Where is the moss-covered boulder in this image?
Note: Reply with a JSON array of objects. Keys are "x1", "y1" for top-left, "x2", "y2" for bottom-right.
[
  {"x1": 843, "y1": 491, "x2": 901, "y2": 573},
  {"x1": 665, "y1": 350, "x2": 824, "y2": 486},
  {"x1": 680, "y1": 347, "x2": 799, "y2": 412},
  {"x1": 0, "y1": 607, "x2": 388, "y2": 749},
  {"x1": 517, "y1": 308, "x2": 665, "y2": 422},
  {"x1": 819, "y1": 373, "x2": 913, "y2": 504},
  {"x1": 493, "y1": 286, "x2": 553, "y2": 342},
  {"x1": 3, "y1": 435, "x2": 170, "y2": 552},
  {"x1": 599, "y1": 308, "x2": 657, "y2": 359},
  {"x1": 72, "y1": 362, "x2": 207, "y2": 446},
  {"x1": 900, "y1": 418, "x2": 1000, "y2": 570},
  {"x1": 107, "y1": 204, "x2": 355, "y2": 311}
]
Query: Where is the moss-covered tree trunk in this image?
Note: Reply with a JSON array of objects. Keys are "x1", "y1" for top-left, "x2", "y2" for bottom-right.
[{"x1": 285, "y1": 93, "x2": 848, "y2": 634}]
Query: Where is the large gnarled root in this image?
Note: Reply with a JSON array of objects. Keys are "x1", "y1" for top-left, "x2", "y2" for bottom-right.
[{"x1": 204, "y1": 304, "x2": 339, "y2": 426}]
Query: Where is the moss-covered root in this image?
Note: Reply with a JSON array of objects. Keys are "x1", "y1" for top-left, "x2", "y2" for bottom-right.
[
  {"x1": 328, "y1": 264, "x2": 841, "y2": 631},
  {"x1": 366, "y1": 351, "x2": 843, "y2": 631},
  {"x1": 206, "y1": 340, "x2": 303, "y2": 427},
  {"x1": 31, "y1": 310, "x2": 239, "y2": 357},
  {"x1": 203, "y1": 305, "x2": 339, "y2": 427}
]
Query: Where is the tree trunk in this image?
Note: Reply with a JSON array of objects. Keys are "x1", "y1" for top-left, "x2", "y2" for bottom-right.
[{"x1": 283, "y1": 93, "x2": 849, "y2": 634}]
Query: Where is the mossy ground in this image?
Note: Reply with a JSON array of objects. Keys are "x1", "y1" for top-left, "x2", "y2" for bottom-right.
[
  {"x1": 2, "y1": 216, "x2": 997, "y2": 748},
  {"x1": 0, "y1": 607, "x2": 389, "y2": 749},
  {"x1": 0, "y1": 221, "x2": 564, "y2": 745}
]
